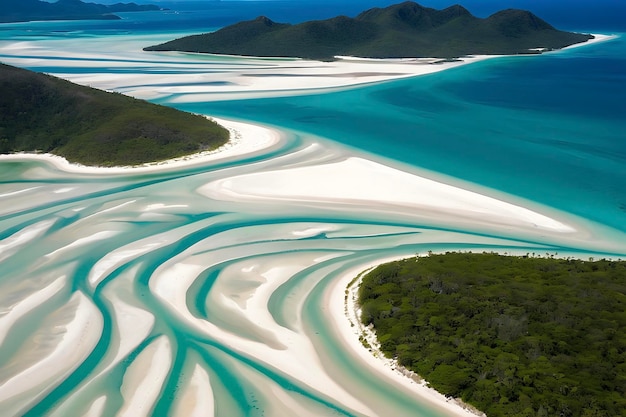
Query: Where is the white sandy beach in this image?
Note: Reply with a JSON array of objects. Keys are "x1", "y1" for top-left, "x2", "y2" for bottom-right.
[
  {"x1": 562, "y1": 33, "x2": 616, "y2": 50},
  {"x1": 0, "y1": 117, "x2": 281, "y2": 174},
  {"x1": 329, "y1": 257, "x2": 486, "y2": 417}
]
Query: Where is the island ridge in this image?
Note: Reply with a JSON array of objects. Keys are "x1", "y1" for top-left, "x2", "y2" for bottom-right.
[
  {"x1": 0, "y1": 64, "x2": 229, "y2": 166},
  {"x1": 144, "y1": 1, "x2": 593, "y2": 61}
]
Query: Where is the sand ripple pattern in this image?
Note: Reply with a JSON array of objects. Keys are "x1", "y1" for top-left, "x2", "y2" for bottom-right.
[
  {"x1": 1, "y1": 27, "x2": 625, "y2": 417},
  {"x1": 2, "y1": 131, "x2": 620, "y2": 417}
]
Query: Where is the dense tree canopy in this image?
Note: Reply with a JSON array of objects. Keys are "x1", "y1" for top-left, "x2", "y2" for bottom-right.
[
  {"x1": 0, "y1": 64, "x2": 229, "y2": 166},
  {"x1": 145, "y1": 2, "x2": 593, "y2": 60},
  {"x1": 359, "y1": 252, "x2": 626, "y2": 417}
]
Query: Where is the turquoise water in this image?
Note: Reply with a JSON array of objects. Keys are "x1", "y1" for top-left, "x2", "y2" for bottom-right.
[
  {"x1": 179, "y1": 38, "x2": 626, "y2": 234},
  {"x1": 1, "y1": 2, "x2": 625, "y2": 416}
]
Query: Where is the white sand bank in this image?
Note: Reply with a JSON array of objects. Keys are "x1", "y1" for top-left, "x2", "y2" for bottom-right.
[
  {"x1": 0, "y1": 30, "x2": 614, "y2": 107},
  {"x1": 1, "y1": 34, "x2": 612, "y2": 104},
  {"x1": 0, "y1": 292, "x2": 103, "y2": 417},
  {"x1": 118, "y1": 335, "x2": 172, "y2": 417},
  {"x1": 149, "y1": 254, "x2": 376, "y2": 416},
  {"x1": 0, "y1": 38, "x2": 507, "y2": 102},
  {"x1": 0, "y1": 275, "x2": 66, "y2": 345},
  {"x1": 200, "y1": 154, "x2": 577, "y2": 237},
  {"x1": 158, "y1": 54, "x2": 504, "y2": 102},
  {"x1": 0, "y1": 117, "x2": 281, "y2": 175},
  {"x1": 562, "y1": 33, "x2": 618, "y2": 50},
  {"x1": 172, "y1": 364, "x2": 214, "y2": 417},
  {"x1": 0, "y1": 219, "x2": 55, "y2": 262}
]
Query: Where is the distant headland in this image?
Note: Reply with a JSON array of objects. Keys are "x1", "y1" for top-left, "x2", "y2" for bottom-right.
[
  {"x1": 0, "y1": 0, "x2": 166, "y2": 23},
  {"x1": 144, "y1": 1, "x2": 593, "y2": 61}
]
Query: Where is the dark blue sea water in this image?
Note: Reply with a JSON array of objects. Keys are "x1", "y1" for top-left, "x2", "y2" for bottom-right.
[
  {"x1": 5, "y1": 0, "x2": 624, "y2": 36},
  {"x1": 150, "y1": 0, "x2": 626, "y2": 33}
]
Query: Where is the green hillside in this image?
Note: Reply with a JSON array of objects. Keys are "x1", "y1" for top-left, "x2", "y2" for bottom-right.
[
  {"x1": 0, "y1": 64, "x2": 229, "y2": 166},
  {"x1": 358, "y1": 252, "x2": 626, "y2": 417},
  {"x1": 144, "y1": 1, "x2": 593, "y2": 61}
]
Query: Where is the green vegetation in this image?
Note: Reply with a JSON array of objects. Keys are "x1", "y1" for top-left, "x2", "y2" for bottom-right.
[
  {"x1": 0, "y1": 63, "x2": 229, "y2": 166},
  {"x1": 0, "y1": 0, "x2": 163, "y2": 23},
  {"x1": 144, "y1": 1, "x2": 593, "y2": 61},
  {"x1": 358, "y1": 252, "x2": 626, "y2": 417}
]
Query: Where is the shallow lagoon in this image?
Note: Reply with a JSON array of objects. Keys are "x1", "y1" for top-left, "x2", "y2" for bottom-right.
[{"x1": 0, "y1": 2, "x2": 625, "y2": 416}]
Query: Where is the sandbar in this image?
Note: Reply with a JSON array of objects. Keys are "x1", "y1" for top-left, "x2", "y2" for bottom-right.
[{"x1": 562, "y1": 33, "x2": 617, "y2": 50}]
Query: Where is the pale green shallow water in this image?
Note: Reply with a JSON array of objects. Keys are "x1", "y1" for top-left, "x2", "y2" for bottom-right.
[
  {"x1": 1, "y1": 7, "x2": 625, "y2": 417},
  {"x1": 2, "y1": 143, "x2": 620, "y2": 417}
]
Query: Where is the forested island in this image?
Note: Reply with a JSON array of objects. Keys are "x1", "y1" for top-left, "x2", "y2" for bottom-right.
[
  {"x1": 0, "y1": 0, "x2": 164, "y2": 23},
  {"x1": 358, "y1": 252, "x2": 626, "y2": 417},
  {"x1": 0, "y1": 64, "x2": 229, "y2": 166},
  {"x1": 144, "y1": 1, "x2": 593, "y2": 61}
]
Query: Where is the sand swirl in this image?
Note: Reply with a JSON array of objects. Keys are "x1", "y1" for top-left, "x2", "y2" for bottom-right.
[
  {"x1": 2, "y1": 124, "x2": 620, "y2": 417},
  {"x1": 1, "y1": 26, "x2": 624, "y2": 417}
]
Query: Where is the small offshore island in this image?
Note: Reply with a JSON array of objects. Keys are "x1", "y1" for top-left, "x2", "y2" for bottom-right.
[
  {"x1": 0, "y1": 0, "x2": 165, "y2": 23},
  {"x1": 0, "y1": 64, "x2": 228, "y2": 166},
  {"x1": 144, "y1": 1, "x2": 593, "y2": 61},
  {"x1": 357, "y1": 252, "x2": 626, "y2": 417}
]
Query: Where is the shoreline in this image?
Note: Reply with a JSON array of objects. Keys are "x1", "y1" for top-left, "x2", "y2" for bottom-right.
[
  {"x1": 334, "y1": 244, "x2": 626, "y2": 417},
  {"x1": 0, "y1": 34, "x2": 615, "y2": 175},
  {"x1": 0, "y1": 33, "x2": 614, "y2": 105},
  {"x1": 328, "y1": 257, "x2": 486, "y2": 417},
  {"x1": 0, "y1": 117, "x2": 282, "y2": 174},
  {"x1": 146, "y1": 33, "x2": 616, "y2": 103},
  {"x1": 561, "y1": 33, "x2": 617, "y2": 50}
]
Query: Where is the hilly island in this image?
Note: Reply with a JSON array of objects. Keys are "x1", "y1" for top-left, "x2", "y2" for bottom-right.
[
  {"x1": 358, "y1": 252, "x2": 626, "y2": 417},
  {"x1": 0, "y1": 0, "x2": 164, "y2": 23},
  {"x1": 144, "y1": 1, "x2": 594, "y2": 61},
  {"x1": 0, "y1": 64, "x2": 229, "y2": 166}
]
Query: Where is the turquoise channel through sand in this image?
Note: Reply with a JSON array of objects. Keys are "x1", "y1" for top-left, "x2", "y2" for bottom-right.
[{"x1": 0, "y1": 3, "x2": 625, "y2": 417}]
